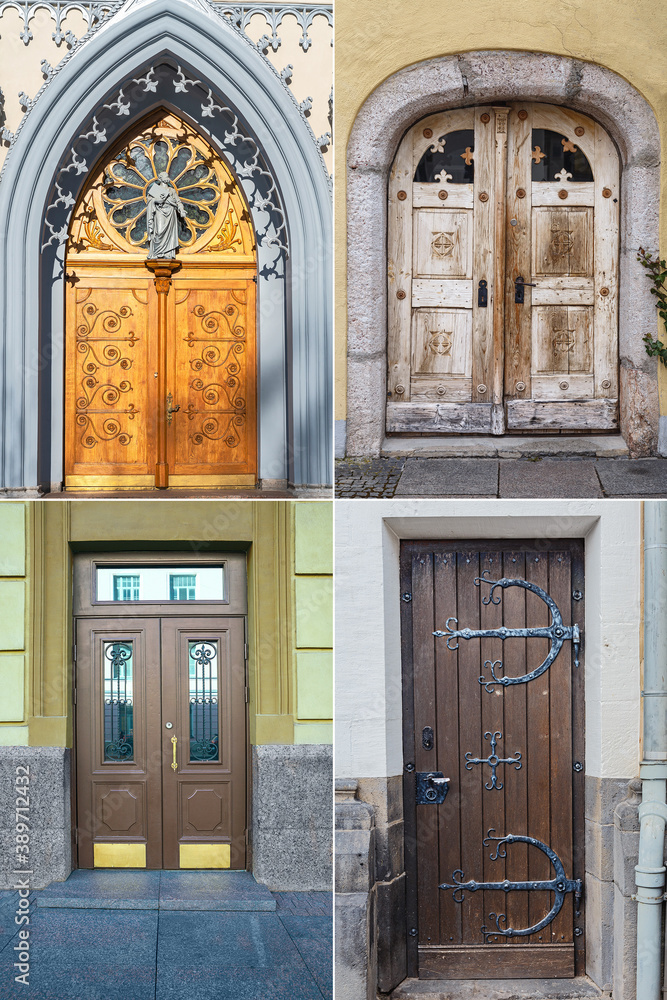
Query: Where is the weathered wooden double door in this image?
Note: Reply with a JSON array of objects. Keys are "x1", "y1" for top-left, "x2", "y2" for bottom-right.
[
  {"x1": 400, "y1": 541, "x2": 585, "y2": 979},
  {"x1": 388, "y1": 104, "x2": 619, "y2": 435},
  {"x1": 65, "y1": 114, "x2": 257, "y2": 491},
  {"x1": 74, "y1": 555, "x2": 247, "y2": 870}
]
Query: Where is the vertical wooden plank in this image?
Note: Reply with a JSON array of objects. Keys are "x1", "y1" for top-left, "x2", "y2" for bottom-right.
[
  {"x1": 571, "y1": 543, "x2": 586, "y2": 973},
  {"x1": 501, "y1": 549, "x2": 529, "y2": 942},
  {"x1": 434, "y1": 549, "x2": 462, "y2": 946},
  {"x1": 472, "y1": 107, "x2": 496, "y2": 402},
  {"x1": 479, "y1": 550, "x2": 505, "y2": 943},
  {"x1": 457, "y1": 549, "x2": 484, "y2": 941},
  {"x1": 388, "y1": 128, "x2": 414, "y2": 401},
  {"x1": 504, "y1": 103, "x2": 533, "y2": 400},
  {"x1": 593, "y1": 122, "x2": 620, "y2": 399},
  {"x1": 491, "y1": 107, "x2": 510, "y2": 433},
  {"x1": 412, "y1": 551, "x2": 440, "y2": 943},
  {"x1": 526, "y1": 549, "x2": 551, "y2": 944},
  {"x1": 548, "y1": 550, "x2": 574, "y2": 944},
  {"x1": 400, "y1": 543, "x2": 419, "y2": 978}
]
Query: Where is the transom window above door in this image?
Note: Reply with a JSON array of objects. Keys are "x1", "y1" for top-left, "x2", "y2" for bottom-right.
[
  {"x1": 387, "y1": 103, "x2": 620, "y2": 436},
  {"x1": 96, "y1": 565, "x2": 225, "y2": 602}
]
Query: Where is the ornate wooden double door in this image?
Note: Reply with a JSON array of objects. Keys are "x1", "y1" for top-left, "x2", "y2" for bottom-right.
[
  {"x1": 388, "y1": 104, "x2": 620, "y2": 435},
  {"x1": 65, "y1": 114, "x2": 257, "y2": 491},
  {"x1": 400, "y1": 540, "x2": 585, "y2": 979},
  {"x1": 74, "y1": 554, "x2": 247, "y2": 870}
]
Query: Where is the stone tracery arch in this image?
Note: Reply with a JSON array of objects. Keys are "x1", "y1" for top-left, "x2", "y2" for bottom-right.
[
  {"x1": 0, "y1": 0, "x2": 332, "y2": 489},
  {"x1": 344, "y1": 51, "x2": 661, "y2": 458}
]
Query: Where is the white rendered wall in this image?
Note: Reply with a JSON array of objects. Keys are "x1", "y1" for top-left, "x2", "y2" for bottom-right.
[{"x1": 335, "y1": 500, "x2": 642, "y2": 782}]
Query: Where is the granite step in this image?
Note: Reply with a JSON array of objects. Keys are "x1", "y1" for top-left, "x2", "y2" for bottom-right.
[{"x1": 36, "y1": 869, "x2": 276, "y2": 911}]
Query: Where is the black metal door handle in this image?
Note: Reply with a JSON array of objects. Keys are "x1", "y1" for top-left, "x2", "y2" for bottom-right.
[{"x1": 514, "y1": 276, "x2": 537, "y2": 304}]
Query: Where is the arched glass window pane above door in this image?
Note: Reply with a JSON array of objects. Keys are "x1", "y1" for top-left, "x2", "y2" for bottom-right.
[{"x1": 414, "y1": 129, "x2": 475, "y2": 184}]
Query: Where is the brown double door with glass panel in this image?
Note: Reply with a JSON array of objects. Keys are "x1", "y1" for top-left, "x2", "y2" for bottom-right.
[{"x1": 75, "y1": 615, "x2": 246, "y2": 869}]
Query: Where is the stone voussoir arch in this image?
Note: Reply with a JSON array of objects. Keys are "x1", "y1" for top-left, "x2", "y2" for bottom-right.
[
  {"x1": 0, "y1": 0, "x2": 332, "y2": 490},
  {"x1": 345, "y1": 50, "x2": 661, "y2": 458}
]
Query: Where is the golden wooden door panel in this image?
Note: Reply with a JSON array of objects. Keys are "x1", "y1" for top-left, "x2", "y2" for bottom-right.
[
  {"x1": 64, "y1": 113, "x2": 257, "y2": 490},
  {"x1": 169, "y1": 280, "x2": 256, "y2": 484},
  {"x1": 388, "y1": 102, "x2": 620, "y2": 435},
  {"x1": 65, "y1": 278, "x2": 157, "y2": 487}
]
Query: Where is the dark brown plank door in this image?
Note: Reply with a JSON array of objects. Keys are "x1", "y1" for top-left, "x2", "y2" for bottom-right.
[
  {"x1": 160, "y1": 618, "x2": 246, "y2": 870},
  {"x1": 75, "y1": 618, "x2": 163, "y2": 869},
  {"x1": 401, "y1": 541, "x2": 584, "y2": 980}
]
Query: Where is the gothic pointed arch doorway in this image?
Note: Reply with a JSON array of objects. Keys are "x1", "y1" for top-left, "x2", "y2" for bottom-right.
[{"x1": 65, "y1": 112, "x2": 257, "y2": 491}]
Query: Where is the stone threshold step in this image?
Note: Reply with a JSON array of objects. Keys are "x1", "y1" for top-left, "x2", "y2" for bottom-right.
[
  {"x1": 36, "y1": 869, "x2": 276, "y2": 912},
  {"x1": 391, "y1": 977, "x2": 602, "y2": 999},
  {"x1": 381, "y1": 434, "x2": 629, "y2": 459}
]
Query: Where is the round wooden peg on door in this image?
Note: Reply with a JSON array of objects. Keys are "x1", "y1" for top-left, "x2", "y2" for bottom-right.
[
  {"x1": 516, "y1": 188, "x2": 526, "y2": 199},
  {"x1": 397, "y1": 290, "x2": 406, "y2": 300},
  {"x1": 480, "y1": 113, "x2": 490, "y2": 123},
  {"x1": 575, "y1": 126, "x2": 585, "y2": 136},
  {"x1": 479, "y1": 192, "x2": 489, "y2": 202},
  {"x1": 558, "y1": 190, "x2": 568, "y2": 200},
  {"x1": 602, "y1": 188, "x2": 612, "y2": 198},
  {"x1": 423, "y1": 128, "x2": 433, "y2": 138},
  {"x1": 397, "y1": 190, "x2": 407, "y2": 201},
  {"x1": 517, "y1": 110, "x2": 528, "y2": 120}
]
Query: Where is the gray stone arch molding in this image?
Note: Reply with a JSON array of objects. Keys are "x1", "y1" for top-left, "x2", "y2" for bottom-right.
[
  {"x1": 0, "y1": 0, "x2": 332, "y2": 489},
  {"x1": 346, "y1": 51, "x2": 661, "y2": 458}
]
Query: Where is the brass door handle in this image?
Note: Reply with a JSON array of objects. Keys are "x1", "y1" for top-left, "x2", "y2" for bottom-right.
[
  {"x1": 166, "y1": 392, "x2": 180, "y2": 425},
  {"x1": 171, "y1": 735, "x2": 178, "y2": 771}
]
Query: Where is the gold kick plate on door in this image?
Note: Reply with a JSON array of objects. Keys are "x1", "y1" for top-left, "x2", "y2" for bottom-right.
[
  {"x1": 179, "y1": 844, "x2": 231, "y2": 869},
  {"x1": 93, "y1": 843, "x2": 146, "y2": 868}
]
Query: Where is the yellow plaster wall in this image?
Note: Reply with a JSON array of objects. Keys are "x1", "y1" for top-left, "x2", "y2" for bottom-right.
[
  {"x1": 292, "y1": 502, "x2": 333, "y2": 744},
  {"x1": 0, "y1": 504, "x2": 28, "y2": 741},
  {"x1": 334, "y1": 0, "x2": 667, "y2": 419}
]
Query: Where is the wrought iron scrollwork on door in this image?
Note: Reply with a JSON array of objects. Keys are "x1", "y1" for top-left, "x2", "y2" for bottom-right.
[
  {"x1": 440, "y1": 830, "x2": 583, "y2": 941},
  {"x1": 433, "y1": 572, "x2": 580, "y2": 691},
  {"x1": 464, "y1": 731, "x2": 521, "y2": 790}
]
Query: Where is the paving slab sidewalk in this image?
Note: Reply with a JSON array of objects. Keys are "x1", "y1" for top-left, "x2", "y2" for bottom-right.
[
  {"x1": 0, "y1": 878, "x2": 332, "y2": 1000},
  {"x1": 336, "y1": 457, "x2": 667, "y2": 499}
]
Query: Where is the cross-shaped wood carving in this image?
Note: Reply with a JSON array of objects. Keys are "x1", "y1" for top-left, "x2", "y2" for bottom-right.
[
  {"x1": 531, "y1": 146, "x2": 546, "y2": 163},
  {"x1": 460, "y1": 146, "x2": 474, "y2": 166},
  {"x1": 561, "y1": 138, "x2": 578, "y2": 153}
]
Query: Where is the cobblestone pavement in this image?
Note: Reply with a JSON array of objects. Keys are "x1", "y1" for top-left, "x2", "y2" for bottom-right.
[
  {"x1": 336, "y1": 457, "x2": 667, "y2": 499},
  {"x1": 335, "y1": 458, "x2": 406, "y2": 497}
]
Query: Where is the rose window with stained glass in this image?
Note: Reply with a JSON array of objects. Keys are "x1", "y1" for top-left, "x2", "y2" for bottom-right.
[{"x1": 67, "y1": 114, "x2": 256, "y2": 259}]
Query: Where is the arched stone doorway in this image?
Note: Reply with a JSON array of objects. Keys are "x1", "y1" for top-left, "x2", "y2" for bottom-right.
[{"x1": 345, "y1": 52, "x2": 661, "y2": 458}]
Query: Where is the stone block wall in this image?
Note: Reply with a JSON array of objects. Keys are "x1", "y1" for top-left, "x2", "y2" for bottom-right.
[
  {"x1": 251, "y1": 744, "x2": 332, "y2": 891},
  {"x1": 0, "y1": 747, "x2": 71, "y2": 889}
]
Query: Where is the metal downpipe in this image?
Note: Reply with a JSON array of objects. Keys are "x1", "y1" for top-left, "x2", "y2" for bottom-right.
[{"x1": 636, "y1": 502, "x2": 667, "y2": 1000}]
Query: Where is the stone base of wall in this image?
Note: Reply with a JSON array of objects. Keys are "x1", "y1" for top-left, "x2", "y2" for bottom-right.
[
  {"x1": 0, "y1": 747, "x2": 71, "y2": 889},
  {"x1": 338, "y1": 773, "x2": 642, "y2": 998},
  {"x1": 251, "y1": 743, "x2": 332, "y2": 891}
]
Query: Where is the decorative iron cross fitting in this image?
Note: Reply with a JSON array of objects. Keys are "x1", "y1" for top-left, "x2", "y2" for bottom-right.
[
  {"x1": 433, "y1": 574, "x2": 580, "y2": 691},
  {"x1": 440, "y1": 831, "x2": 583, "y2": 941},
  {"x1": 464, "y1": 731, "x2": 522, "y2": 790}
]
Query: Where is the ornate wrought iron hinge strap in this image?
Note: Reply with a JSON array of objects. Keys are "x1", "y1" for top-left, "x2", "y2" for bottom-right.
[
  {"x1": 440, "y1": 831, "x2": 583, "y2": 941},
  {"x1": 433, "y1": 574, "x2": 580, "y2": 691}
]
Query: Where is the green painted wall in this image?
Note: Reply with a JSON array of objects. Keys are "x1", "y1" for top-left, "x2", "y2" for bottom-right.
[
  {"x1": 0, "y1": 500, "x2": 333, "y2": 749},
  {"x1": 0, "y1": 504, "x2": 28, "y2": 742},
  {"x1": 293, "y1": 502, "x2": 333, "y2": 744}
]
